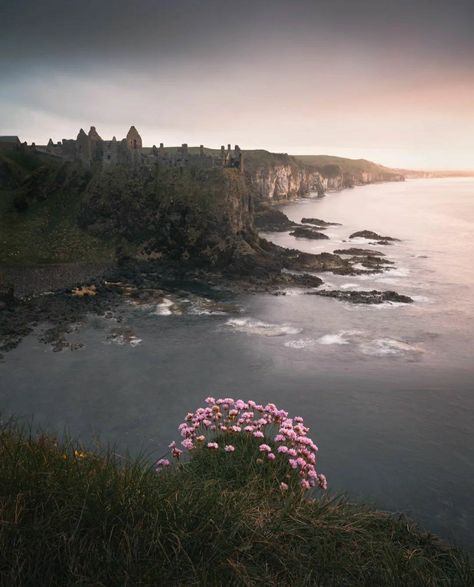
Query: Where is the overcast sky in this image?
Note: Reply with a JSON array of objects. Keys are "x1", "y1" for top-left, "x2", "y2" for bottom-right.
[{"x1": 1, "y1": 0, "x2": 473, "y2": 169}]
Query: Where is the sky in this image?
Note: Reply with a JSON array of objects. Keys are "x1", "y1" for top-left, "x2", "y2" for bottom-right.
[{"x1": 1, "y1": 0, "x2": 473, "y2": 170}]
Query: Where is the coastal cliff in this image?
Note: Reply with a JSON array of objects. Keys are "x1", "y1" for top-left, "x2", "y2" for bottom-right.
[
  {"x1": 244, "y1": 151, "x2": 324, "y2": 201},
  {"x1": 242, "y1": 150, "x2": 404, "y2": 203},
  {"x1": 0, "y1": 147, "x2": 404, "y2": 268}
]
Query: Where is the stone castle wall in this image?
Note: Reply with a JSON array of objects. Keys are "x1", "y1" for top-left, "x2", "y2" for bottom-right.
[{"x1": 35, "y1": 126, "x2": 243, "y2": 172}]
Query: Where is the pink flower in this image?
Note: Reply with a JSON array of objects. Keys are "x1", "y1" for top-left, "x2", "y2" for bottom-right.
[
  {"x1": 168, "y1": 441, "x2": 176, "y2": 449},
  {"x1": 288, "y1": 459, "x2": 298, "y2": 469},
  {"x1": 280, "y1": 482, "x2": 289, "y2": 492},
  {"x1": 181, "y1": 438, "x2": 194, "y2": 450},
  {"x1": 318, "y1": 474, "x2": 328, "y2": 490},
  {"x1": 274, "y1": 434, "x2": 285, "y2": 442},
  {"x1": 300, "y1": 479, "x2": 311, "y2": 491},
  {"x1": 205, "y1": 397, "x2": 215, "y2": 404},
  {"x1": 259, "y1": 444, "x2": 271, "y2": 453},
  {"x1": 172, "y1": 448, "x2": 182, "y2": 459},
  {"x1": 224, "y1": 445, "x2": 235, "y2": 452},
  {"x1": 253, "y1": 431, "x2": 264, "y2": 438},
  {"x1": 277, "y1": 446, "x2": 289, "y2": 454},
  {"x1": 207, "y1": 442, "x2": 219, "y2": 449},
  {"x1": 267, "y1": 453, "x2": 276, "y2": 461},
  {"x1": 156, "y1": 458, "x2": 170, "y2": 469},
  {"x1": 288, "y1": 448, "x2": 297, "y2": 457}
]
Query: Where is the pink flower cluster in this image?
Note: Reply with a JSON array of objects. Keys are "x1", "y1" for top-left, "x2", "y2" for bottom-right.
[{"x1": 168, "y1": 397, "x2": 327, "y2": 492}]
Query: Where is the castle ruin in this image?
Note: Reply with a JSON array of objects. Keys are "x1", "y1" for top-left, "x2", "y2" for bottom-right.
[{"x1": 31, "y1": 126, "x2": 243, "y2": 172}]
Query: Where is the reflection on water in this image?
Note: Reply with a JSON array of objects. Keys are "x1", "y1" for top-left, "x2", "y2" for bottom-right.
[{"x1": 1, "y1": 178, "x2": 474, "y2": 549}]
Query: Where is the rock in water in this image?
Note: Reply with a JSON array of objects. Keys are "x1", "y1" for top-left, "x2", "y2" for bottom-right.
[
  {"x1": 254, "y1": 206, "x2": 298, "y2": 232},
  {"x1": 307, "y1": 289, "x2": 413, "y2": 304},
  {"x1": 290, "y1": 227, "x2": 329, "y2": 240},
  {"x1": 334, "y1": 248, "x2": 385, "y2": 257},
  {"x1": 301, "y1": 217, "x2": 341, "y2": 227},
  {"x1": 349, "y1": 230, "x2": 400, "y2": 242}
]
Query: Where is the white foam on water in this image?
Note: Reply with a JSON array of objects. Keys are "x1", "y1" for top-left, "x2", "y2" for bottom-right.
[
  {"x1": 411, "y1": 295, "x2": 432, "y2": 303},
  {"x1": 384, "y1": 266, "x2": 410, "y2": 278},
  {"x1": 284, "y1": 338, "x2": 316, "y2": 349},
  {"x1": 359, "y1": 338, "x2": 424, "y2": 358},
  {"x1": 225, "y1": 317, "x2": 302, "y2": 337},
  {"x1": 317, "y1": 329, "x2": 364, "y2": 345},
  {"x1": 340, "y1": 282, "x2": 360, "y2": 290},
  {"x1": 129, "y1": 336, "x2": 142, "y2": 347},
  {"x1": 153, "y1": 298, "x2": 174, "y2": 315}
]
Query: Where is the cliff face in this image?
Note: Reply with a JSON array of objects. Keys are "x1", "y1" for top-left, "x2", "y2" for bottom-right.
[
  {"x1": 243, "y1": 151, "x2": 324, "y2": 201},
  {"x1": 79, "y1": 166, "x2": 255, "y2": 266},
  {"x1": 243, "y1": 151, "x2": 405, "y2": 203}
]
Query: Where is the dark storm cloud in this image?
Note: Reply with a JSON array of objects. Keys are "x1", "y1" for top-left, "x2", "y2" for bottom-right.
[{"x1": 2, "y1": 0, "x2": 473, "y2": 69}]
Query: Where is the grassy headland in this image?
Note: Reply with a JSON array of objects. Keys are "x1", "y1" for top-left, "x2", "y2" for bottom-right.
[{"x1": 0, "y1": 421, "x2": 471, "y2": 586}]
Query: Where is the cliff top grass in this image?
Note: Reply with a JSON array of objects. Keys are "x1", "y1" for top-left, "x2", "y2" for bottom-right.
[
  {"x1": 0, "y1": 151, "x2": 117, "y2": 265},
  {"x1": 0, "y1": 419, "x2": 472, "y2": 586},
  {"x1": 294, "y1": 154, "x2": 400, "y2": 177}
]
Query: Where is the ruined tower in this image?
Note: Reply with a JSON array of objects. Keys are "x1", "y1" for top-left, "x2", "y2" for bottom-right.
[{"x1": 126, "y1": 126, "x2": 142, "y2": 150}]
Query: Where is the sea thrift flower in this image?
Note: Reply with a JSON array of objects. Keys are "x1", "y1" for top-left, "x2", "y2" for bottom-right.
[
  {"x1": 170, "y1": 397, "x2": 326, "y2": 493},
  {"x1": 156, "y1": 459, "x2": 170, "y2": 469}
]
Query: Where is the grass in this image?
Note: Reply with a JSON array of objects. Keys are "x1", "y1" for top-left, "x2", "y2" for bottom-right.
[
  {"x1": 293, "y1": 155, "x2": 401, "y2": 178},
  {"x1": 0, "y1": 420, "x2": 472, "y2": 586},
  {"x1": 0, "y1": 151, "x2": 124, "y2": 265}
]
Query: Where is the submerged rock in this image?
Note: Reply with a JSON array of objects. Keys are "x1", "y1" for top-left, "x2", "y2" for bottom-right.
[
  {"x1": 301, "y1": 217, "x2": 341, "y2": 227},
  {"x1": 308, "y1": 289, "x2": 413, "y2": 304},
  {"x1": 334, "y1": 248, "x2": 385, "y2": 257},
  {"x1": 289, "y1": 227, "x2": 329, "y2": 240}
]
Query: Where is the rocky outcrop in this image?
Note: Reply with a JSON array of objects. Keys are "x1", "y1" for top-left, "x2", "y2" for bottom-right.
[
  {"x1": 254, "y1": 205, "x2": 299, "y2": 232},
  {"x1": 289, "y1": 227, "x2": 329, "y2": 240},
  {"x1": 349, "y1": 230, "x2": 400, "y2": 245},
  {"x1": 308, "y1": 289, "x2": 413, "y2": 304},
  {"x1": 301, "y1": 218, "x2": 341, "y2": 227}
]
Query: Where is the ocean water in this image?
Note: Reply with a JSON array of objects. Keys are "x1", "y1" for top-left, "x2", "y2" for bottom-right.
[{"x1": 1, "y1": 178, "x2": 474, "y2": 548}]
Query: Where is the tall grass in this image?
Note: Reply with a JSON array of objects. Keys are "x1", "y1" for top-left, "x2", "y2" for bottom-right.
[{"x1": 0, "y1": 420, "x2": 472, "y2": 586}]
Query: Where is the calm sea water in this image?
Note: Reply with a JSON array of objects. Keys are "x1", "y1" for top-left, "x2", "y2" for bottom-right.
[{"x1": 1, "y1": 178, "x2": 474, "y2": 548}]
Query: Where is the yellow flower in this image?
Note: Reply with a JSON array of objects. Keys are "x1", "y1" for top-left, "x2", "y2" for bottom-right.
[{"x1": 74, "y1": 450, "x2": 87, "y2": 459}]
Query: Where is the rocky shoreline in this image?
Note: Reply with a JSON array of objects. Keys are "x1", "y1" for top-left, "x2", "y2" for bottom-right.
[{"x1": 0, "y1": 175, "x2": 415, "y2": 360}]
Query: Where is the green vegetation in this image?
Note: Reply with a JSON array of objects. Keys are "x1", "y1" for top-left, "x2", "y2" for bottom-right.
[
  {"x1": 0, "y1": 421, "x2": 471, "y2": 586},
  {"x1": 294, "y1": 154, "x2": 401, "y2": 179},
  {"x1": 0, "y1": 151, "x2": 117, "y2": 265},
  {"x1": 0, "y1": 149, "x2": 246, "y2": 266}
]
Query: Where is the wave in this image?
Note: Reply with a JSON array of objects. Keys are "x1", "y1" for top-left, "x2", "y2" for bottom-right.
[
  {"x1": 358, "y1": 338, "x2": 424, "y2": 358},
  {"x1": 225, "y1": 317, "x2": 302, "y2": 337},
  {"x1": 153, "y1": 298, "x2": 176, "y2": 316},
  {"x1": 317, "y1": 329, "x2": 364, "y2": 345},
  {"x1": 284, "y1": 338, "x2": 316, "y2": 349}
]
